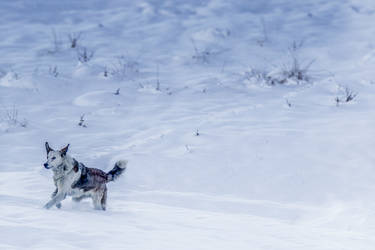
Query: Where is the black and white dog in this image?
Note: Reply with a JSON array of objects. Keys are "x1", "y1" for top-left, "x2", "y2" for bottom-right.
[{"x1": 43, "y1": 142, "x2": 127, "y2": 210}]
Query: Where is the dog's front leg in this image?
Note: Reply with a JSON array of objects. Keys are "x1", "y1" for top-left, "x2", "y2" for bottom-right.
[
  {"x1": 51, "y1": 188, "x2": 62, "y2": 209},
  {"x1": 44, "y1": 192, "x2": 66, "y2": 209},
  {"x1": 51, "y1": 188, "x2": 58, "y2": 198}
]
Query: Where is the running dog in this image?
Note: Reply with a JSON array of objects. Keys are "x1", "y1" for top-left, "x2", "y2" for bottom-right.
[{"x1": 43, "y1": 142, "x2": 127, "y2": 210}]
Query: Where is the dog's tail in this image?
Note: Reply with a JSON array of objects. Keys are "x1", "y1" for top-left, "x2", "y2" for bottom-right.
[{"x1": 106, "y1": 160, "x2": 128, "y2": 182}]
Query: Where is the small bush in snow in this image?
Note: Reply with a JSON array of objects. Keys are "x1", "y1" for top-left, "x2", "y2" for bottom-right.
[
  {"x1": 48, "y1": 65, "x2": 59, "y2": 77},
  {"x1": 191, "y1": 39, "x2": 213, "y2": 64},
  {"x1": 335, "y1": 97, "x2": 340, "y2": 106},
  {"x1": 336, "y1": 87, "x2": 357, "y2": 106},
  {"x1": 77, "y1": 47, "x2": 94, "y2": 63},
  {"x1": 0, "y1": 105, "x2": 27, "y2": 131},
  {"x1": 68, "y1": 32, "x2": 82, "y2": 49},
  {"x1": 109, "y1": 56, "x2": 140, "y2": 80},
  {"x1": 4, "y1": 106, "x2": 19, "y2": 126},
  {"x1": 193, "y1": 48, "x2": 211, "y2": 64},
  {"x1": 103, "y1": 66, "x2": 109, "y2": 77},
  {"x1": 344, "y1": 87, "x2": 357, "y2": 102},
  {"x1": 285, "y1": 99, "x2": 292, "y2": 107},
  {"x1": 48, "y1": 29, "x2": 63, "y2": 54},
  {"x1": 78, "y1": 114, "x2": 87, "y2": 128},
  {"x1": 245, "y1": 41, "x2": 315, "y2": 86}
]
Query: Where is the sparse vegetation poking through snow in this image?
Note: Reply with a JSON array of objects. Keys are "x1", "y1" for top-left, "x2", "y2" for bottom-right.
[
  {"x1": 245, "y1": 41, "x2": 315, "y2": 86},
  {"x1": 336, "y1": 87, "x2": 358, "y2": 106},
  {"x1": 77, "y1": 47, "x2": 94, "y2": 63},
  {"x1": 109, "y1": 56, "x2": 140, "y2": 80},
  {"x1": 19, "y1": 119, "x2": 27, "y2": 128},
  {"x1": 191, "y1": 39, "x2": 212, "y2": 64},
  {"x1": 114, "y1": 88, "x2": 120, "y2": 95},
  {"x1": 48, "y1": 29, "x2": 63, "y2": 54},
  {"x1": 156, "y1": 64, "x2": 160, "y2": 91},
  {"x1": 335, "y1": 97, "x2": 341, "y2": 106},
  {"x1": 344, "y1": 87, "x2": 357, "y2": 102},
  {"x1": 78, "y1": 114, "x2": 87, "y2": 128},
  {"x1": 0, "y1": 105, "x2": 27, "y2": 130},
  {"x1": 48, "y1": 65, "x2": 59, "y2": 77},
  {"x1": 103, "y1": 66, "x2": 108, "y2": 77},
  {"x1": 280, "y1": 41, "x2": 314, "y2": 84},
  {"x1": 256, "y1": 18, "x2": 268, "y2": 47},
  {"x1": 4, "y1": 106, "x2": 18, "y2": 126},
  {"x1": 68, "y1": 32, "x2": 82, "y2": 48},
  {"x1": 285, "y1": 99, "x2": 292, "y2": 107}
]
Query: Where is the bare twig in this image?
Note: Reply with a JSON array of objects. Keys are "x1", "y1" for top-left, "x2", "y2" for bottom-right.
[
  {"x1": 256, "y1": 18, "x2": 268, "y2": 46},
  {"x1": 285, "y1": 99, "x2": 292, "y2": 107},
  {"x1": 156, "y1": 64, "x2": 160, "y2": 91},
  {"x1": 344, "y1": 87, "x2": 357, "y2": 102},
  {"x1": 109, "y1": 56, "x2": 139, "y2": 80},
  {"x1": 68, "y1": 32, "x2": 82, "y2": 48},
  {"x1": 335, "y1": 87, "x2": 358, "y2": 106},
  {"x1": 49, "y1": 28, "x2": 63, "y2": 54},
  {"x1": 77, "y1": 47, "x2": 94, "y2": 63},
  {"x1": 49, "y1": 65, "x2": 59, "y2": 77},
  {"x1": 78, "y1": 114, "x2": 87, "y2": 127},
  {"x1": 191, "y1": 39, "x2": 211, "y2": 64}
]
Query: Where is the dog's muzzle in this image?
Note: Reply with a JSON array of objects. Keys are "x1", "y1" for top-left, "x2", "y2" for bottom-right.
[{"x1": 44, "y1": 163, "x2": 51, "y2": 169}]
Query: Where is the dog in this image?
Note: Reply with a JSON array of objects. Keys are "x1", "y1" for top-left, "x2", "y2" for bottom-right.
[{"x1": 43, "y1": 142, "x2": 127, "y2": 210}]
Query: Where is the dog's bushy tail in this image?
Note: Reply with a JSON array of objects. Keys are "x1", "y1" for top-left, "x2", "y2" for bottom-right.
[{"x1": 107, "y1": 160, "x2": 127, "y2": 182}]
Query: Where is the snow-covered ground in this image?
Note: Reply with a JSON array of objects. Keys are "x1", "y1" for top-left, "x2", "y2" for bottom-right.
[{"x1": 1, "y1": 0, "x2": 375, "y2": 249}]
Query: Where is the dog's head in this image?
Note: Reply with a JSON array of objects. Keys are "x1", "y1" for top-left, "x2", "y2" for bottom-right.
[{"x1": 43, "y1": 142, "x2": 69, "y2": 170}]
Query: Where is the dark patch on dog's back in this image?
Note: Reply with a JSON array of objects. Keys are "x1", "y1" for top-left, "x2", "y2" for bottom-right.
[{"x1": 72, "y1": 164, "x2": 108, "y2": 192}]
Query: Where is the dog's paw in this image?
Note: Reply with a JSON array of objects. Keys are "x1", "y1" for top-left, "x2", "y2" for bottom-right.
[
  {"x1": 44, "y1": 202, "x2": 53, "y2": 209},
  {"x1": 56, "y1": 203, "x2": 62, "y2": 209}
]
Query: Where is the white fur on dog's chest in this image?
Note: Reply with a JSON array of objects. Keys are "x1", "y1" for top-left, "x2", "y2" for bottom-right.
[{"x1": 54, "y1": 168, "x2": 80, "y2": 194}]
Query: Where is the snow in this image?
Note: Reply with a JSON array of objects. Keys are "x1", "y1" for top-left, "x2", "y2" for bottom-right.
[{"x1": 1, "y1": 0, "x2": 375, "y2": 249}]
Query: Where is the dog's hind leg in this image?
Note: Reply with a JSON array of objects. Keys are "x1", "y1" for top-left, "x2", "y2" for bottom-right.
[
  {"x1": 92, "y1": 195, "x2": 102, "y2": 210},
  {"x1": 101, "y1": 187, "x2": 107, "y2": 211},
  {"x1": 92, "y1": 191, "x2": 100, "y2": 210},
  {"x1": 92, "y1": 187, "x2": 106, "y2": 211}
]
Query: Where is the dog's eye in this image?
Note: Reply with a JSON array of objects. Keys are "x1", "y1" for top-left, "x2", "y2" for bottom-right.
[{"x1": 52, "y1": 157, "x2": 56, "y2": 160}]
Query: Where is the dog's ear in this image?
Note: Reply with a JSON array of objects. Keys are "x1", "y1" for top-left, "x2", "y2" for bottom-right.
[
  {"x1": 45, "y1": 142, "x2": 53, "y2": 154},
  {"x1": 60, "y1": 144, "x2": 70, "y2": 156}
]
